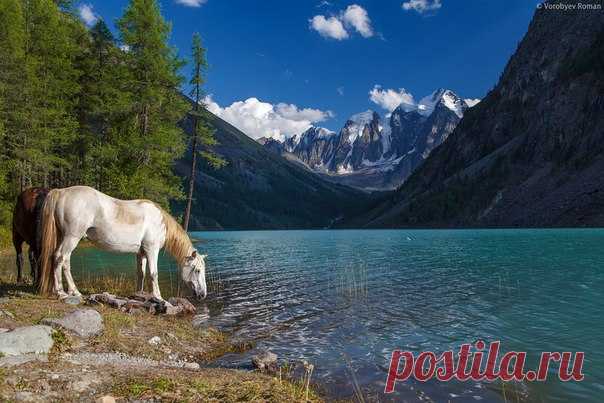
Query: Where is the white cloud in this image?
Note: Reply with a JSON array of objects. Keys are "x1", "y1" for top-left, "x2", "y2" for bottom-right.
[
  {"x1": 402, "y1": 0, "x2": 442, "y2": 14},
  {"x1": 309, "y1": 15, "x2": 349, "y2": 40},
  {"x1": 78, "y1": 4, "x2": 97, "y2": 26},
  {"x1": 204, "y1": 96, "x2": 333, "y2": 141},
  {"x1": 369, "y1": 85, "x2": 416, "y2": 112},
  {"x1": 337, "y1": 87, "x2": 345, "y2": 96},
  {"x1": 119, "y1": 44, "x2": 131, "y2": 52},
  {"x1": 175, "y1": 0, "x2": 207, "y2": 7},
  {"x1": 275, "y1": 103, "x2": 333, "y2": 122},
  {"x1": 310, "y1": 4, "x2": 373, "y2": 40},
  {"x1": 342, "y1": 5, "x2": 373, "y2": 38},
  {"x1": 465, "y1": 98, "x2": 480, "y2": 107}
]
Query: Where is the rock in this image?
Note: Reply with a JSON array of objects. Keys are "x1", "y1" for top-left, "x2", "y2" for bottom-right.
[
  {"x1": 148, "y1": 336, "x2": 161, "y2": 346},
  {"x1": 183, "y1": 362, "x2": 200, "y2": 370},
  {"x1": 191, "y1": 314, "x2": 209, "y2": 329},
  {"x1": 164, "y1": 304, "x2": 183, "y2": 316},
  {"x1": 14, "y1": 391, "x2": 36, "y2": 402},
  {"x1": 168, "y1": 297, "x2": 196, "y2": 314},
  {"x1": 96, "y1": 396, "x2": 116, "y2": 403},
  {"x1": 251, "y1": 350, "x2": 278, "y2": 372},
  {"x1": 0, "y1": 325, "x2": 54, "y2": 356},
  {"x1": 121, "y1": 300, "x2": 145, "y2": 314},
  {"x1": 88, "y1": 293, "x2": 127, "y2": 309},
  {"x1": 71, "y1": 380, "x2": 92, "y2": 393},
  {"x1": 41, "y1": 309, "x2": 103, "y2": 338},
  {"x1": 129, "y1": 291, "x2": 152, "y2": 302},
  {"x1": 63, "y1": 295, "x2": 83, "y2": 305},
  {"x1": 0, "y1": 353, "x2": 48, "y2": 367}
]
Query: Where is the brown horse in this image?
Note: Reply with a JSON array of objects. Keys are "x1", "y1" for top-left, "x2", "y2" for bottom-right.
[{"x1": 12, "y1": 187, "x2": 49, "y2": 284}]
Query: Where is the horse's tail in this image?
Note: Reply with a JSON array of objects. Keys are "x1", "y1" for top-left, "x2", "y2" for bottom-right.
[
  {"x1": 33, "y1": 189, "x2": 50, "y2": 287},
  {"x1": 37, "y1": 189, "x2": 60, "y2": 295}
]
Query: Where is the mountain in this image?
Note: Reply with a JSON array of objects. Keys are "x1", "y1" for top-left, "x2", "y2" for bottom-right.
[
  {"x1": 351, "y1": 1, "x2": 604, "y2": 228},
  {"x1": 260, "y1": 89, "x2": 472, "y2": 190},
  {"x1": 173, "y1": 109, "x2": 378, "y2": 230}
]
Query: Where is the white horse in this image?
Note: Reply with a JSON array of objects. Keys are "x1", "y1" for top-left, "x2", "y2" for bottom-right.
[{"x1": 37, "y1": 186, "x2": 207, "y2": 301}]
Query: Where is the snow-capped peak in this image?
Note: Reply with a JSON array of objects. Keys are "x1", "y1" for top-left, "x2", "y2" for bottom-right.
[
  {"x1": 343, "y1": 110, "x2": 379, "y2": 144},
  {"x1": 300, "y1": 126, "x2": 336, "y2": 141},
  {"x1": 315, "y1": 127, "x2": 336, "y2": 139},
  {"x1": 417, "y1": 89, "x2": 466, "y2": 118},
  {"x1": 348, "y1": 110, "x2": 376, "y2": 126}
]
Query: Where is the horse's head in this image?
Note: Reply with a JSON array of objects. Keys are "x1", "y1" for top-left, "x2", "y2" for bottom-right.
[{"x1": 181, "y1": 250, "x2": 207, "y2": 300}]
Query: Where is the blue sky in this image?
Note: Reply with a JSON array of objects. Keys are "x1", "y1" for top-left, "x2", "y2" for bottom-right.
[{"x1": 78, "y1": 0, "x2": 539, "y2": 140}]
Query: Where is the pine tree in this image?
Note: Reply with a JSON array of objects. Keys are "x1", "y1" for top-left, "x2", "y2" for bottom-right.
[
  {"x1": 74, "y1": 19, "x2": 134, "y2": 191},
  {"x1": 20, "y1": 0, "x2": 80, "y2": 188},
  {"x1": 0, "y1": 0, "x2": 28, "y2": 191},
  {"x1": 0, "y1": 90, "x2": 10, "y2": 243},
  {"x1": 116, "y1": 0, "x2": 188, "y2": 207},
  {"x1": 182, "y1": 32, "x2": 225, "y2": 231}
]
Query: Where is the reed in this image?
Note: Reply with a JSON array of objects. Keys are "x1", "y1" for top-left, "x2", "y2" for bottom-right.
[
  {"x1": 78, "y1": 273, "x2": 136, "y2": 296},
  {"x1": 336, "y1": 264, "x2": 368, "y2": 301}
]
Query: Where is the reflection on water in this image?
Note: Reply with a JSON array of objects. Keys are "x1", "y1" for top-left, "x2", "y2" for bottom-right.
[{"x1": 1, "y1": 229, "x2": 603, "y2": 402}]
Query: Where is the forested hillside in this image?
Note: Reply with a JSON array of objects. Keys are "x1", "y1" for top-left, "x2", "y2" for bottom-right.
[
  {"x1": 174, "y1": 108, "x2": 377, "y2": 230},
  {"x1": 0, "y1": 0, "x2": 190, "y2": 246}
]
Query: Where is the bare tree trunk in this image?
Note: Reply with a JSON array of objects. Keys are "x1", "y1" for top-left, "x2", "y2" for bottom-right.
[
  {"x1": 183, "y1": 61, "x2": 202, "y2": 231},
  {"x1": 182, "y1": 131, "x2": 197, "y2": 231}
]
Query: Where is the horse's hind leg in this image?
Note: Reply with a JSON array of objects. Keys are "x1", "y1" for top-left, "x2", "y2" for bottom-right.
[
  {"x1": 12, "y1": 233, "x2": 24, "y2": 284},
  {"x1": 54, "y1": 235, "x2": 81, "y2": 298},
  {"x1": 136, "y1": 252, "x2": 147, "y2": 293},
  {"x1": 28, "y1": 248, "x2": 37, "y2": 285},
  {"x1": 145, "y1": 248, "x2": 163, "y2": 301},
  {"x1": 60, "y1": 236, "x2": 81, "y2": 297}
]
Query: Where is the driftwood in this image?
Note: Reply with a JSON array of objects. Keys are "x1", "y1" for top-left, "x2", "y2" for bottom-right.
[{"x1": 87, "y1": 292, "x2": 196, "y2": 316}]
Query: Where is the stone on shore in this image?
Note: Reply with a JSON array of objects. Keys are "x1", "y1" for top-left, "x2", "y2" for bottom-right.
[
  {"x1": 0, "y1": 325, "x2": 54, "y2": 356},
  {"x1": 252, "y1": 350, "x2": 278, "y2": 372},
  {"x1": 168, "y1": 297, "x2": 196, "y2": 314},
  {"x1": 88, "y1": 293, "x2": 127, "y2": 309},
  {"x1": 148, "y1": 336, "x2": 161, "y2": 346},
  {"x1": 41, "y1": 309, "x2": 103, "y2": 338},
  {"x1": 62, "y1": 295, "x2": 84, "y2": 306}
]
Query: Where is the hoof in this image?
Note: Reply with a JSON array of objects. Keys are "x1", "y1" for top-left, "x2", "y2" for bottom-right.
[
  {"x1": 69, "y1": 290, "x2": 82, "y2": 297},
  {"x1": 57, "y1": 291, "x2": 69, "y2": 300}
]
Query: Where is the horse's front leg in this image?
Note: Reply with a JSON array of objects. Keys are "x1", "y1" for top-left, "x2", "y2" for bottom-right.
[{"x1": 146, "y1": 249, "x2": 163, "y2": 301}]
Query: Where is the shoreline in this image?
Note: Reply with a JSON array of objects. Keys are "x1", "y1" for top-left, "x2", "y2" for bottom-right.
[{"x1": 0, "y1": 279, "x2": 324, "y2": 402}]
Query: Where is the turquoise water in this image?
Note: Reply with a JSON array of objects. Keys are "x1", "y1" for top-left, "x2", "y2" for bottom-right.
[{"x1": 3, "y1": 229, "x2": 603, "y2": 402}]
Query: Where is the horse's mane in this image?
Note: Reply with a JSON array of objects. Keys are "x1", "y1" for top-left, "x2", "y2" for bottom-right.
[{"x1": 156, "y1": 204, "x2": 193, "y2": 265}]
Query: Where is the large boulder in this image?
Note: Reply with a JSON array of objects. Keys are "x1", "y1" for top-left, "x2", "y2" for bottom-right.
[
  {"x1": 0, "y1": 325, "x2": 54, "y2": 356},
  {"x1": 41, "y1": 309, "x2": 103, "y2": 338}
]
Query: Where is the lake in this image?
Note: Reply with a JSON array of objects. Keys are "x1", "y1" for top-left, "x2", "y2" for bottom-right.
[{"x1": 2, "y1": 229, "x2": 602, "y2": 402}]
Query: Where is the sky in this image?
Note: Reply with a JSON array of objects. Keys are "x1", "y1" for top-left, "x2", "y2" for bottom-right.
[{"x1": 77, "y1": 0, "x2": 540, "y2": 141}]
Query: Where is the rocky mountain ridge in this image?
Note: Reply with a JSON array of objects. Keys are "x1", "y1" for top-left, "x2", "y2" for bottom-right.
[
  {"x1": 259, "y1": 89, "x2": 475, "y2": 190},
  {"x1": 347, "y1": 1, "x2": 604, "y2": 227}
]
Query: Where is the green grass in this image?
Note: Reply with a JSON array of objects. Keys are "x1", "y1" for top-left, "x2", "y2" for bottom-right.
[
  {"x1": 113, "y1": 370, "x2": 323, "y2": 402},
  {"x1": 0, "y1": 226, "x2": 11, "y2": 251}
]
